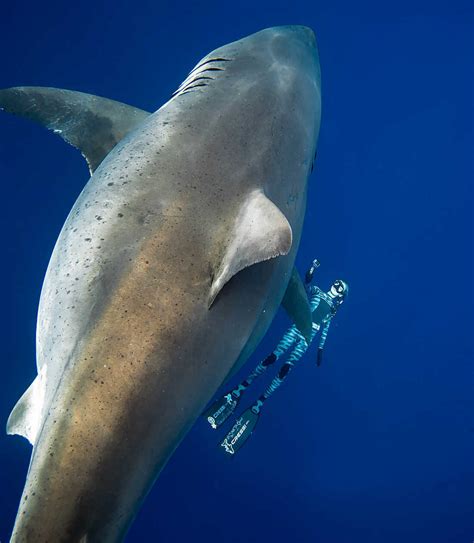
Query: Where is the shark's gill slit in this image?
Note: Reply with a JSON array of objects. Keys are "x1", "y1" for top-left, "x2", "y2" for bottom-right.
[
  {"x1": 174, "y1": 63, "x2": 227, "y2": 98},
  {"x1": 188, "y1": 76, "x2": 214, "y2": 83},
  {"x1": 173, "y1": 77, "x2": 215, "y2": 96},
  {"x1": 180, "y1": 83, "x2": 209, "y2": 95},
  {"x1": 182, "y1": 68, "x2": 224, "y2": 86},
  {"x1": 199, "y1": 68, "x2": 225, "y2": 72},
  {"x1": 189, "y1": 57, "x2": 231, "y2": 75}
]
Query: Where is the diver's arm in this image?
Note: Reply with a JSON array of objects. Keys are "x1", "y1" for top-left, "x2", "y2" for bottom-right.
[
  {"x1": 305, "y1": 259, "x2": 320, "y2": 285},
  {"x1": 316, "y1": 320, "x2": 331, "y2": 367},
  {"x1": 308, "y1": 286, "x2": 322, "y2": 312}
]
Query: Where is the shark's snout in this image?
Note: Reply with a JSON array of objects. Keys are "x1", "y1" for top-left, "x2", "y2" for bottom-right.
[
  {"x1": 249, "y1": 25, "x2": 320, "y2": 85},
  {"x1": 283, "y1": 25, "x2": 316, "y2": 45},
  {"x1": 268, "y1": 25, "x2": 317, "y2": 50},
  {"x1": 261, "y1": 25, "x2": 319, "y2": 68}
]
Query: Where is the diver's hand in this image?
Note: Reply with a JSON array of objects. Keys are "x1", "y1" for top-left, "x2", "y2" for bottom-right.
[
  {"x1": 316, "y1": 348, "x2": 323, "y2": 367},
  {"x1": 305, "y1": 259, "x2": 320, "y2": 284}
]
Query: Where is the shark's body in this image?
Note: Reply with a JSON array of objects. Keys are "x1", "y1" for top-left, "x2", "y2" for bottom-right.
[{"x1": 2, "y1": 26, "x2": 321, "y2": 542}]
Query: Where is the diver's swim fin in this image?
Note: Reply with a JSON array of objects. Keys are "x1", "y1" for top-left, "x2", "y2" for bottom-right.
[
  {"x1": 220, "y1": 407, "x2": 260, "y2": 455},
  {"x1": 203, "y1": 392, "x2": 240, "y2": 429}
]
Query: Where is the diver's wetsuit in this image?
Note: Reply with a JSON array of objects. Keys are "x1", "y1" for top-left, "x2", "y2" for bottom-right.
[
  {"x1": 244, "y1": 284, "x2": 336, "y2": 414},
  {"x1": 205, "y1": 260, "x2": 348, "y2": 454}
]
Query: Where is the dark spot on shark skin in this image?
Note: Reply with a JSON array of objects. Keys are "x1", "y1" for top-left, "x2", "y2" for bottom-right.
[{"x1": 118, "y1": 213, "x2": 123, "y2": 218}]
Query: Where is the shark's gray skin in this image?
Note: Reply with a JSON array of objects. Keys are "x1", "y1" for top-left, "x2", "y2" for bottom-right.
[{"x1": 2, "y1": 26, "x2": 321, "y2": 542}]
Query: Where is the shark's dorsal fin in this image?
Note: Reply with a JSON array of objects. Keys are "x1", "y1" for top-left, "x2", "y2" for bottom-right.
[
  {"x1": 209, "y1": 189, "x2": 292, "y2": 307},
  {"x1": 0, "y1": 87, "x2": 151, "y2": 174},
  {"x1": 281, "y1": 266, "x2": 313, "y2": 343},
  {"x1": 6, "y1": 365, "x2": 48, "y2": 446}
]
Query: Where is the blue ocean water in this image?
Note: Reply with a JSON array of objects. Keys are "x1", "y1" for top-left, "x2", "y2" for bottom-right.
[{"x1": 0, "y1": 1, "x2": 472, "y2": 542}]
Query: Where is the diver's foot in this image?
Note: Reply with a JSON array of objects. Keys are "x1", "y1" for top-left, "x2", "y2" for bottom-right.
[{"x1": 251, "y1": 399, "x2": 264, "y2": 415}]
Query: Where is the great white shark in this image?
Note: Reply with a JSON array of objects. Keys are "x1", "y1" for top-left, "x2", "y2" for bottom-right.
[{"x1": 1, "y1": 25, "x2": 321, "y2": 542}]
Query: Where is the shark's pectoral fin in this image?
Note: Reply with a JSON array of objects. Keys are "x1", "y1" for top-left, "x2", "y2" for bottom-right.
[
  {"x1": 6, "y1": 365, "x2": 47, "y2": 446},
  {"x1": 282, "y1": 266, "x2": 313, "y2": 343},
  {"x1": 209, "y1": 189, "x2": 292, "y2": 307},
  {"x1": 0, "y1": 87, "x2": 151, "y2": 174}
]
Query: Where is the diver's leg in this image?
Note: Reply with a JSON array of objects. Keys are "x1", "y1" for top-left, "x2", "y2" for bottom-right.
[
  {"x1": 230, "y1": 324, "x2": 301, "y2": 399},
  {"x1": 253, "y1": 338, "x2": 309, "y2": 414},
  {"x1": 242, "y1": 323, "x2": 302, "y2": 387},
  {"x1": 236, "y1": 351, "x2": 278, "y2": 390},
  {"x1": 250, "y1": 362, "x2": 293, "y2": 415},
  {"x1": 220, "y1": 339, "x2": 310, "y2": 455},
  {"x1": 243, "y1": 323, "x2": 300, "y2": 387},
  {"x1": 204, "y1": 326, "x2": 299, "y2": 430},
  {"x1": 273, "y1": 325, "x2": 300, "y2": 358},
  {"x1": 234, "y1": 325, "x2": 300, "y2": 390},
  {"x1": 238, "y1": 325, "x2": 300, "y2": 400},
  {"x1": 204, "y1": 351, "x2": 280, "y2": 429}
]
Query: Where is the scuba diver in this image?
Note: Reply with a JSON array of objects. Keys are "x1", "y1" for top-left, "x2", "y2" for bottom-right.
[{"x1": 203, "y1": 259, "x2": 349, "y2": 455}]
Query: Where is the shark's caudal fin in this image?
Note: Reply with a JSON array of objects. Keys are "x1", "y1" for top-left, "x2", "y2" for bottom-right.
[
  {"x1": 0, "y1": 87, "x2": 150, "y2": 174},
  {"x1": 6, "y1": 365, "x2": 48, "y2": 446},
  {"x1": 282, "y1": 266, "x2": 312, "y2": 343},
  {"x1": 208, "y1": 189, "x2": 292, "y2": 307}
]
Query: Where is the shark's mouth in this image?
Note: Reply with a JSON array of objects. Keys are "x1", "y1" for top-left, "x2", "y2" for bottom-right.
[{"x1": 172, "y1": 57, "x2": 232, "y2": 97}]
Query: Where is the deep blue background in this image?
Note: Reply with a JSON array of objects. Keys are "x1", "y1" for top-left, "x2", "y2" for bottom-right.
[{"x1": 0, "y1": 1, "x2": 472, "y2": 542}]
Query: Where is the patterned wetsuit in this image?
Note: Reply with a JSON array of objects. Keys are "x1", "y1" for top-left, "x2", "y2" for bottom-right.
[{"x1": 234, "y1": 285, "x2": 338, "y2": 413}]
